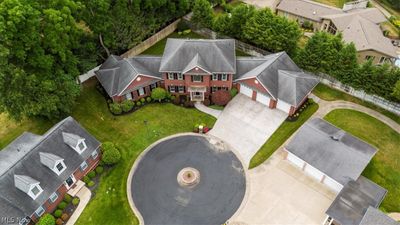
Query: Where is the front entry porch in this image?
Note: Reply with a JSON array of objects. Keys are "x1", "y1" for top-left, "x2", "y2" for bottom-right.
[{"x1": 188, "y1": 86, "x2": 206, "y2": 101}]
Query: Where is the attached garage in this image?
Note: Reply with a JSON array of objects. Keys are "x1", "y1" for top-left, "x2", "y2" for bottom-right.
[
  {"x1": 276, "y1": 100, "x2": 292, "y2": 113},
  {"x1": 304, "y1": 164, "x2": 324, "y2": 181},
  {"x1": 323, "y1": 176, "x2": 343, "y2": 193},
  {"x1": 239, "y1": 84, "x2": 253, "y2": 98},
  {"x1": 287, "y1": 152, "x2": 305, "y2": 168},
  {"x1": 256, "y1": 92, "x2": 270, "y2": 106}
]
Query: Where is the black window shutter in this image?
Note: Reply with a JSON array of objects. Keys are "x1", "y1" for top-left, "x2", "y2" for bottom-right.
[
  {"x1": 191, "y1": 76, "x2": 193, "y2": 82},
  {"x1": 201, "y1": 76, "x2": 203, "y2": 82}
]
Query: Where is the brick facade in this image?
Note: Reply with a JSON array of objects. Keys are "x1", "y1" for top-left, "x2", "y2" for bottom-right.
[
  {"x1": 112, "y1": 75, "x2": 162, "y2": 102},
  {"x1": 29, "y1": 148, "x2": 101, "y2": 223}
]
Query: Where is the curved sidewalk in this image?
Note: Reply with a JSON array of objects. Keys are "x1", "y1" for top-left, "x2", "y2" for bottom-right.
[
  {"x1": 194, "y1": 102, "x2": 222, "y2": 118},
  {"x1": 313, "y1": 99, "x2": 400, "y2": 133}
]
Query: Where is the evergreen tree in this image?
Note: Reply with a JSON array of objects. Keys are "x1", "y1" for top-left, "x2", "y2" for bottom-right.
[{"x1": 192, "y1": 0, "x2": 214, "y2": 28}]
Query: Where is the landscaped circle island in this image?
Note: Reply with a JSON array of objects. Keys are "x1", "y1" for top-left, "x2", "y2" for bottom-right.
[{"x1": 129, "y1": 135, "x2": 246, "y2": 225}]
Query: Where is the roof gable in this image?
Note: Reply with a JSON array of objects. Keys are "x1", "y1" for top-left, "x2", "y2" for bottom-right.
[{"x1": 277, "y1": 0, "x2": 344, "y2": 22}]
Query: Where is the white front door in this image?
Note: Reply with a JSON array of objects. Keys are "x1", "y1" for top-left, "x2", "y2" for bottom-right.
[{"x1": 240, "y1": 84, "x2": 253, "y2": 98}]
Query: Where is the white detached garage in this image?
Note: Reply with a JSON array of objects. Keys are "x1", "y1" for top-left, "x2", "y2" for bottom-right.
[{"x1": 284, "y1": 118, "x2": 378, "y2": 193}]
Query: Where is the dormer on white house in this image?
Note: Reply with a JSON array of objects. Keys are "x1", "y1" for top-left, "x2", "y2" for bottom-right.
[
  {"x1": 62, "y1": 132, "x2": 87, "y2": 154},
  {"x1": 14, "y1": 175, "x2": 43, "y2": 200},
  {"x1": 39, "y1": 152, "x2": 66, "y2": 175}
]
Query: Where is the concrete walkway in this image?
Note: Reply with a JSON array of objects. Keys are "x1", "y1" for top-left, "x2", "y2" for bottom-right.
[
  {"x1": 311, "y1": 97, "x2": 400, "y2": 133},
  {"x1": 194, "y1": 102, "x2": 222, "y2": 118},
  {"x1": 66, "y1": 186, "x2": 91, "y2": 225},
  {"x1": 388, "y1": 212, "x2": 400, "y2": 221}
]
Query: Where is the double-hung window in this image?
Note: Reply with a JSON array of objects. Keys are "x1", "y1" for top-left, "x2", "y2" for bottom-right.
[
  {"x1": 138, "y1": 88, "x2": 145, "y2": 96},
  {"x1": 177, "y1": 73, "x2": 183, "y2": 80},
  {"x1": 168, "y1": 73, "x2": 174, "y2": 80},
  {"x1": 80, "y1": 161, "x2": 88, "y2": 171},
  {"x1": 35, "y1": 206, "x2": 45, "y2": 217},
  {"x1": 169, "y1": 86, "x2": 176, "y2": 93},
  {"x1": 212, "y1": 74, "x2": 218, "y2": 80},
  {"x1": 192, "y1": 75, "x2": 202, "y2": 82},
  {"x1": 92, "y1": 150, "x2": 99, "y2": 159},
  {"x1": 178, "y1": 86, "x2": 184, "y2": 93},
  {"x1": 49, "y1": 192, "x2": 58, "y2": 203},
  {"x1": 221, "y1": 74, "x2": 228, "y2": 81}
]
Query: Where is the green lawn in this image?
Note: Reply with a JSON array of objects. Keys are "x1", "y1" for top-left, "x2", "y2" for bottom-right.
[
  {"x1": 140, "y1": 31, "x2": 250, "y2": 56},
  {"x1": 0, "y1": 80, "x2": 216, "y2": 225},
  {"x1": 324, "y1": 109, "x2": 400, "y2": 212},
  {"x1": 312, "y1": 84, "x2": 400, "y2": 124},
  {"x1": 249, "y1": 101, "x2": 319, "y2": 169}
]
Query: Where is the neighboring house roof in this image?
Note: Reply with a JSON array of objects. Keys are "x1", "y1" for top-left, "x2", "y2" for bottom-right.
[
  {"x1": 359, "y1": 206, "x2": 399, "y2": 225},
  {"x1": 0, "y1": 117, "x2": 100, "y2": 220},
  {"x1": 159, "y1": 39, "x2": 236, "y2": 73},
  {"x1": 285, "y1": 118, "x2": 377, "y2": 185},
  {"x1": 341, "y1": 16, "x2": 398, "y2": 58},
  {"x1": 326, "y1": 176, "x2": 387, "y2": 225},
  {"x1": 95, "y1": 56, "x2": 162, "y2": 97},
  {"x1": 322, "y1": 8, "x2": 386, "y2": 30},
  {"x1": 276, "y1": 0, "x2": 344, "y2": 22},
  {"x1": 235, "y1": 53, "x2": 319, "y2": 106}
]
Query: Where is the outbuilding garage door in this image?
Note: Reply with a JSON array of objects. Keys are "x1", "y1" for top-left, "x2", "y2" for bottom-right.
[
  {"x1": 323, "y1": 176, "x2": 343, "y2": 193},
  {"x1": 256, "y1": 92, "x2": 270, "y2": 106},
  {"x1": 276, "y1": 100, "x2": 292, "y2": 113},
  {"x1": 287, "y1": 152, "x2": 305, "y2": 168},
  {"x1": 304, "y1": 164, "x2": 324, "y2": 181},
  {"x1": 240, "y1": 84, "x2": 253, "y2": 98}
]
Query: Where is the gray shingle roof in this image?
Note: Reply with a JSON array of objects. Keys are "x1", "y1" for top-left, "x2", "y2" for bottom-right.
[
  {"x1": 159, "y1": 39, "x2": 236, "y2": 73},
  {"x1": 235, "y1": 53, "x2": 318, "y2": 106},
  {"x1": 0, "y1": 117, "x2": 100, "y2": 220},
  {"x1": 359, "y1": 207, "x2": 399, "y2": 225},
  {"x1": 326, "y1": 176, "x2": 387, "y2": 225},
  {"x1": 95, "y1": 56, "x2": 162, "y2": 97},
  {"x1": 286, "y1": 118, "x2": 377, "y2": 185},
  {"x1": 276, "y1": 0, "x2": 344, "y2": 22},
  {"x1": 322, "y1": 8, "x2": 386, "y2": 30}
]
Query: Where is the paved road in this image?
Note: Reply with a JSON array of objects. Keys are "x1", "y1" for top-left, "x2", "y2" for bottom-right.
[{"x1": 130, "y1": 135, "x2": 246, "y2": 225}]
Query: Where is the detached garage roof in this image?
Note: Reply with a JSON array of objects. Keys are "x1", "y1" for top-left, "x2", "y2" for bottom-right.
[
  {"x1": 285, "y1": 118, "x2": 377, "y2": 185},
  {"x1": 326, "y1": 176, "x2": 388, "y2": 225},
  {"x1": 359, "y1": 206, "x2": 399, "y2": 225}
]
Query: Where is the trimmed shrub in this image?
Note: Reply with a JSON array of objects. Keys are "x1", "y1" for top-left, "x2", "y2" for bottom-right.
[
  {"x1": 173, "y1": 95, "x2": 181, "y2": 105},
  {"x1": 37, "y1": 214, "x2": 56, "y2": 225},
  {"x1": 88, "y1": 171, "x2": 96, "y2": 179},
  {"x1": 146, "y1": 96, "x2": 152, "y2": 102},
  {"x1": 203, "y1": 98, "x2": 211, "y2": 106},
  {"x1": 136, "y1": 101, "x2": 142, "y2": 107},
  {"x1": 95, "y1": 166, "x2": 104, "y2": 174},
  {"x1": 72, "y1": 197, "x2": 80, "y2": 206},
  {"x1": 184, "y1": 101, "x2": 194, "y2": 108},
  {"x1": 151, "y1": 87, "x2": 167, "y2": 102},
  {"x1": 121, "y1": 100, "x2": 134, "y2": 112},
  {"x1": 61, "y1": 213, "x2": 69, "y2": 221},
  {"x1": 109, "y1": 103, "x2": 122, "y2": 114},
  {"x1": 177, "y1": 20, "x2": 190, "y2": 32},
  {"x1": 140, "y1": 98, "x2": 146, "y2": 103},
  {"x1": 83, "y1": 176, "x2": 91, "y2": 184},
  {"x1": 212, "y1": 90, "x2": 232, "y2": 106},
  {"x1": 54, "y1": 209, "x2": 63, "y2": 218},
  {"x1": 57, "y1": 201, "x2": 67, "y2": 210},
  {"x1": 88, "y1": 180, "x2": 95, "y2": 187},
  {"x1": 56, "y1": 218, "x2": 63, "y2": 225},
  {"x1": 63, "y1": 194, "x2": 72, "y2": 203},
  {"x1": 230, "y1": 88, "x2": 238, "y2": 97},
  {"x1": 101, "y1": 142, "x2": 121, "y2": 165}
]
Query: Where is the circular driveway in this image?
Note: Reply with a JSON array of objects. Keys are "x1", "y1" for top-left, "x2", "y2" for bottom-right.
[{"x1": 129, "y1": 135, "x2": 246, "y2": 225}]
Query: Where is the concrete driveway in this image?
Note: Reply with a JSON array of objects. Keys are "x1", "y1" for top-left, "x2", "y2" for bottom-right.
[
  {"x1": 209, "y1": 94, "x2": 287, "y2": 166},
  {"x1": 230, "y1": 150, "x2": 337, "y2": 225}
]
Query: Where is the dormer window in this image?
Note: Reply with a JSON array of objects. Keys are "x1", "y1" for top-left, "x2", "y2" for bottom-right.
[
  {"x1": 39, "y1": 152, "x2": 66, "y2": 176},
  {"x1": 14, "y1": 175, "x2": 43, "y2": 200},
  {"x1": 62, "y1": 132, "x2": 87, "y2": 154}
]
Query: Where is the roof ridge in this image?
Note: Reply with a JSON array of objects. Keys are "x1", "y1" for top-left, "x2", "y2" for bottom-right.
[
  {"x1": 161, "y1": 39, "x2": 186, "y2": 70},
  {"x1": 213, "y1": 42, "x2": 235, "y2": 72}
]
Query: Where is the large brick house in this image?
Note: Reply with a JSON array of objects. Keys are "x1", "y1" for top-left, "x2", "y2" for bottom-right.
[
  {"x1": 0, "y1": 117, "x2": 101, "y2": 225},
  {"x1": 95, "y1": 38, "x2": 319, "y2": 116}
]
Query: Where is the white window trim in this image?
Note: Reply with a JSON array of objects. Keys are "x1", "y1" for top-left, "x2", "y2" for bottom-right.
[
  {"x1": 92, "y1": 150, "x2": 99, "y2": 159},
  {"x1": 178, "y1": 86, "x2": 184, "y2": 93},
  {"x1": 221, "y1": 74, "x2": 227, "y2": 81},
  {"x1": 28, "y1": 184, "x2": 43, "y2": 200},
  {"x1": 64, "y1": 174, "x2": 76, "y2": 189},
  {"x1": 49, "y1": 192, "x2": 58, "y2": 203},
  {"x1": 212, "y1": 74, "x2": 218, "y2": 80},
  {"x1": 80, "y1": 161, "x2": 88, "y2": 171},
  {"x1": 35, "y1": 206, "x2": 45, "y2": 217},
  {"x1": 53, "y1": 160, "x2": 66, "y2": 176},
  {"x1": 168, "y1": 73, "x2": 174, "y2": 80},
  {"x1": 169, "y1": 86, "x2": 176, "y2": 93},
  {"x1": 192, "y1": 75, "x2": 202, "y2": 82},
  {"x1": 125, "y1": 92, "x2": 132, "y2": 100},
  {"x1": 138, "y1": 88, "x2": 145, "y2": 96},
  {"x1": 74, "y1": 139, "x2": 87, "y2": 154},
  {"x1": 177, "y1": 73, "x2": 183, "y2": 80},
  {"x1": 151, "y1": 83, "x2": 157, "y2": 89}
]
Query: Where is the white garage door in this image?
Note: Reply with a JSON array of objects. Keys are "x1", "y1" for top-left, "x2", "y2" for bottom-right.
[
  {"x1": 287, "y1": 152, "x2": 304, "y2": 168},
  {"x1": 240, "y1": 84, "x2": 253, "y2": 98},
  {"x1": 323, "y1": 176, "x2": 343, "y2": 193},
  {"x1": 304, "y1": 164, "x2": 325, "y2": 181},
  {"x1": 276, "y1": 100, "x2": 292, "y2": 113},
  {"x1": 256, "y1": 92, "x2": 270, "y2": 106}
]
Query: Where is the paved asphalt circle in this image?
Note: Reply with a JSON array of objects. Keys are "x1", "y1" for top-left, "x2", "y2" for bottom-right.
[{"x1": 131, "y1": 135, "x2": 246, "y2": 225}]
